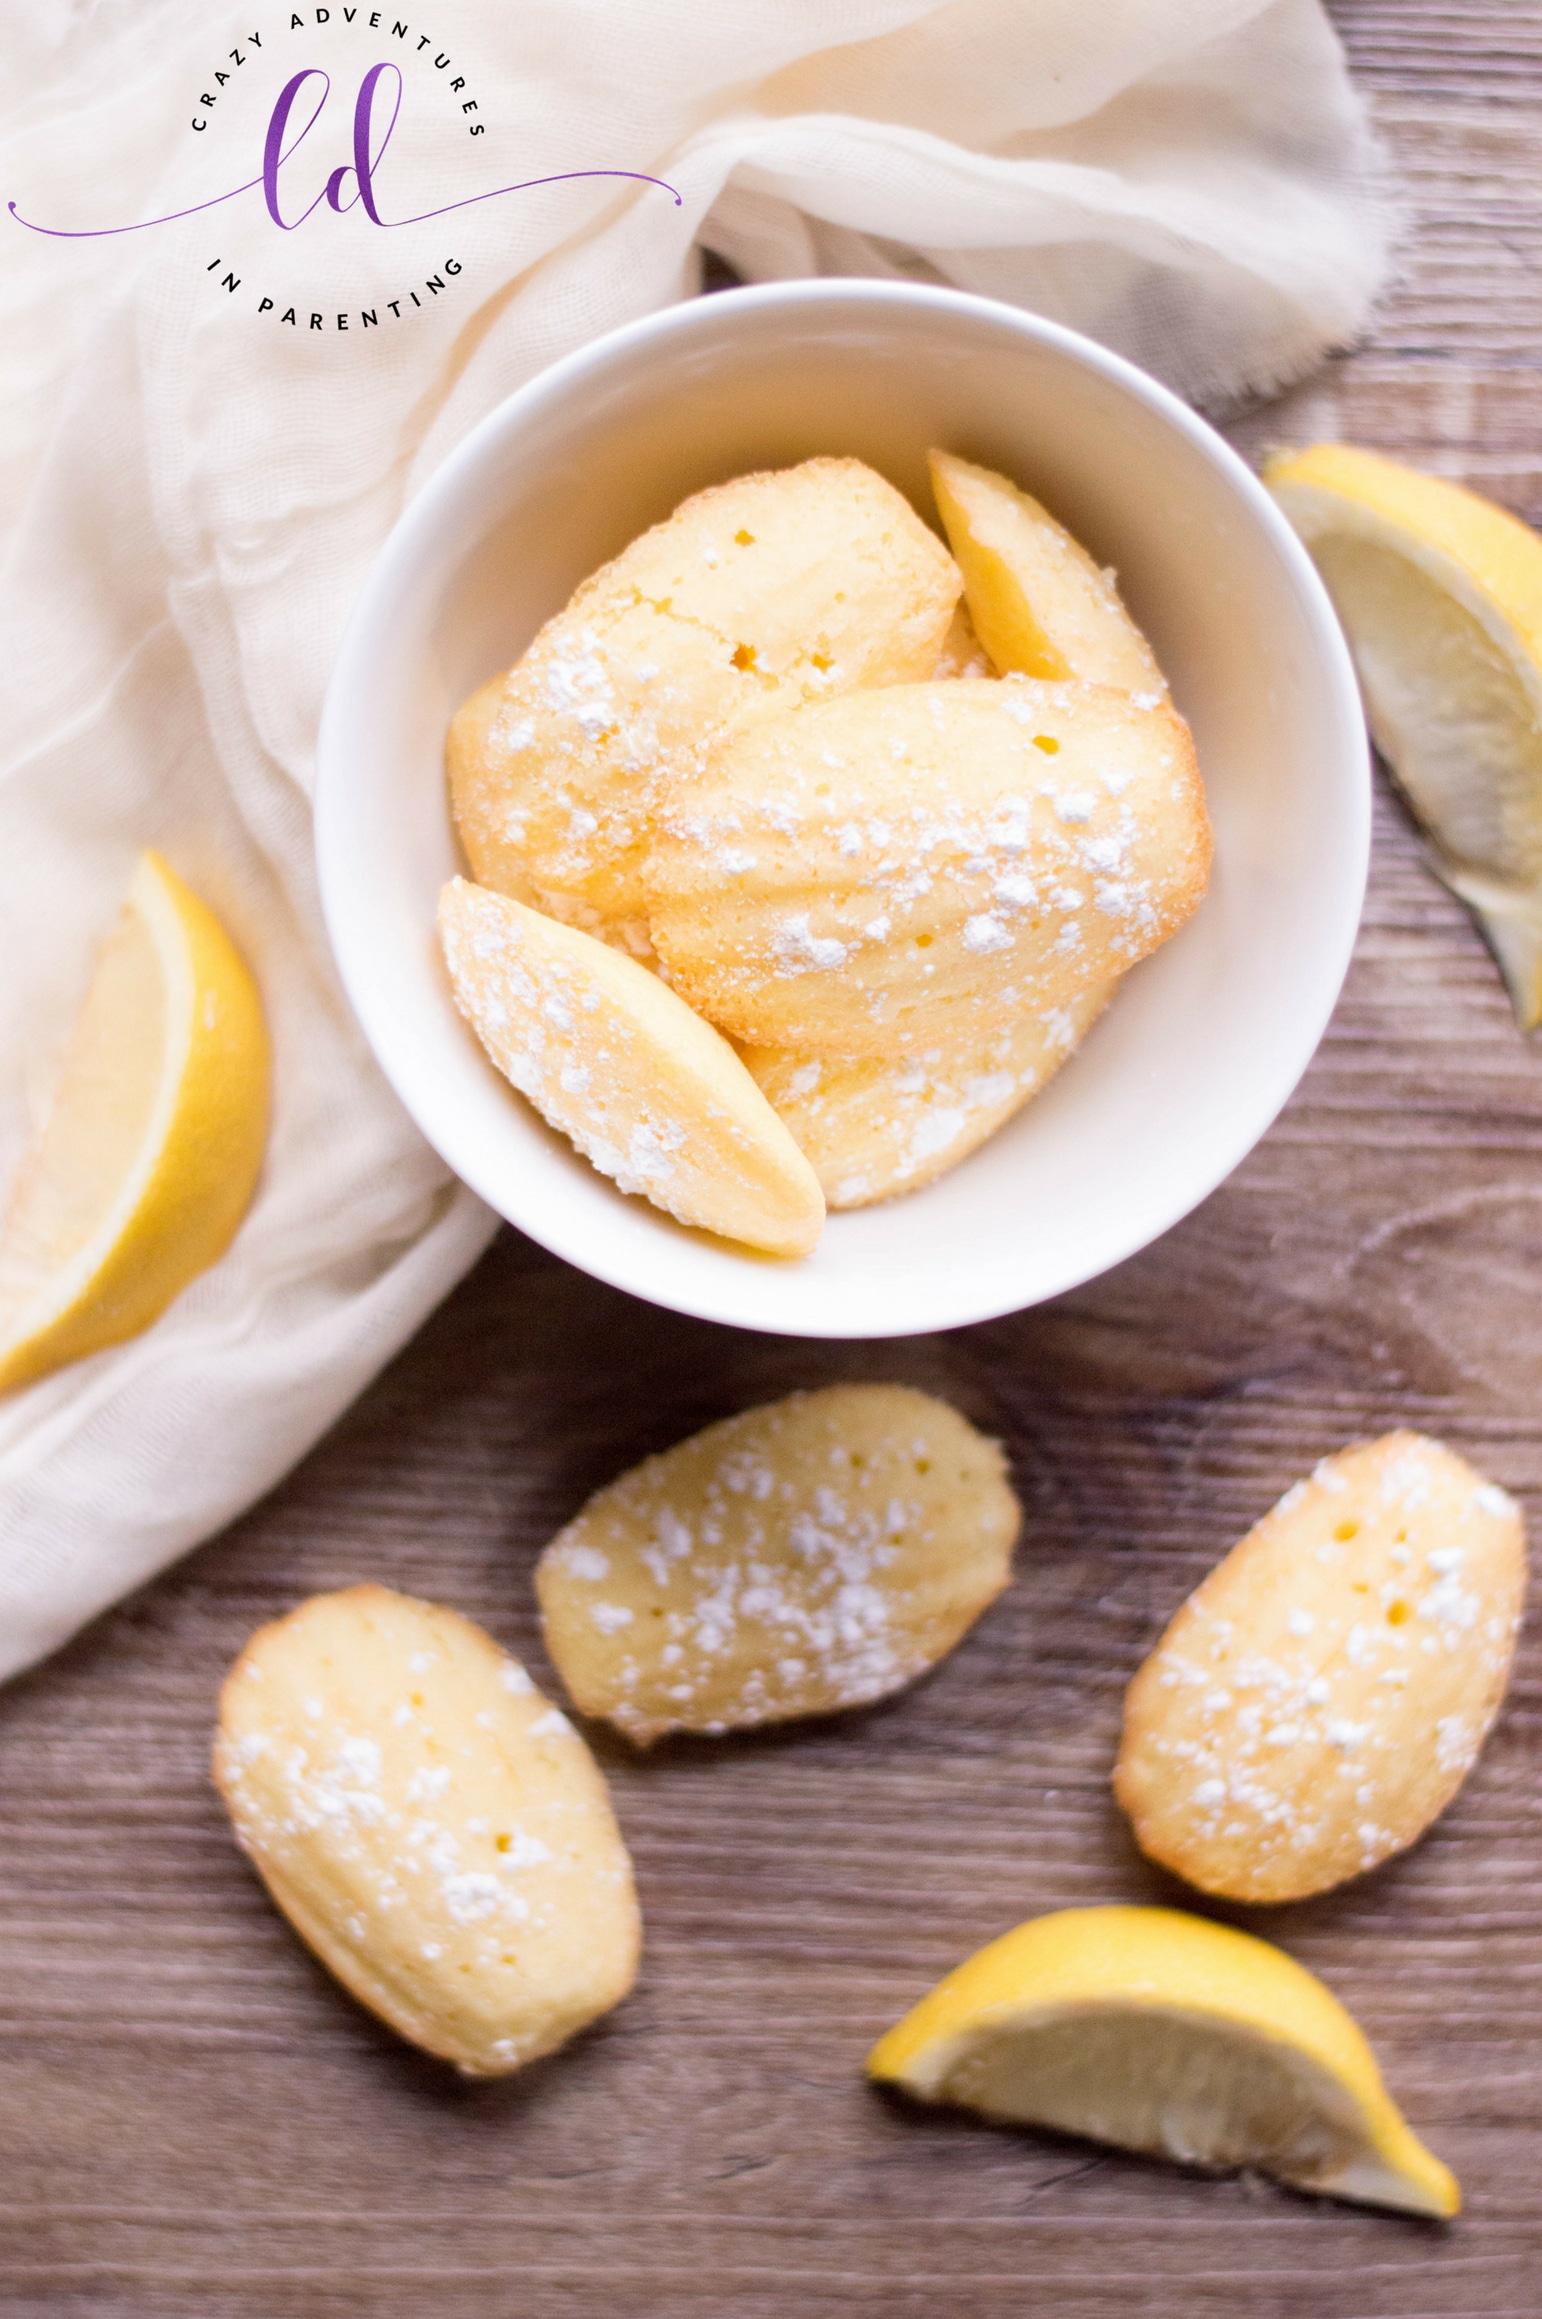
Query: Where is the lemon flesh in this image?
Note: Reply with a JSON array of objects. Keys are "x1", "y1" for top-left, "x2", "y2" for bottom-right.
[
  {"x1": 868, "y1": 1905, "x2": 1458, "y2": 2218},
  {"x1": 0, "y1": 851, "x2": 270, "y2": 1392},
  {"x1": 928, "y1": 449, "x2": 1165, "y2": 693},
  {"x1": 1267, "y1": 442, "x2": 1542, "y2": 1027}
]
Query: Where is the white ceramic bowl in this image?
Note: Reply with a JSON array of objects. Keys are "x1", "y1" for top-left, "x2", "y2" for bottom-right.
[{"x1": 317, "y1": 280, "x2": 1367, "y2": 1340}]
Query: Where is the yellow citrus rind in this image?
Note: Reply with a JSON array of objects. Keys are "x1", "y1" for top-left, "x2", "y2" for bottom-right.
[
  {"x1": 868, "y1": 1905, "x2": 1458, "y2": 2218},
  {"x1": 0, "y1": 850, "x2": 270, "y2": 1391}
]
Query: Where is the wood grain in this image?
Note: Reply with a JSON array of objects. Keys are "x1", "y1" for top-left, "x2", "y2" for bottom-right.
[{"x1": 5, "y1": 5, "x2": 1542, "y2": 2310}]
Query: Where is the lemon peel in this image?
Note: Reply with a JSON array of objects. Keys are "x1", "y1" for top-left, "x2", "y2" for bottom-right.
[
  {"x1": 868, "y1": 1904, "x2": 1458, "y2": 2218},
  {"x1": 1267, "y1": 441, "x2": 1542, "y2": 1028},
  {"x1": 0, "y1": 850, "x2": 270, "y2": 1393}
]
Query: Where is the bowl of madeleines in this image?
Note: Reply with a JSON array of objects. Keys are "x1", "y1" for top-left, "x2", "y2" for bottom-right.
[{"x1": 317, "y1": 279, "x2": 1368, "y2": 1337}]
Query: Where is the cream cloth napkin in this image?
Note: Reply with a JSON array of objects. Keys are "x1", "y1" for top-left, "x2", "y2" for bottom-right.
[{"x1": 0, "y1": 0, "x2": 1388, "y2": 1683}]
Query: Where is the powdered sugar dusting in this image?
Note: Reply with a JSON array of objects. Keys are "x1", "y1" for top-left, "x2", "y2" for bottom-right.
[
  {"x1": 438, "y1": 877, "x2": 819, "y2": 1254},
  {"x1": 539, "y1": 1386, "x2": 1017, "y2": 1744},
  {"x1": 648, "y1": 678, "x2": 1207, "y2": 1055},
  {"x1": 213, "y1": 1596, "x2": 639, "y2": 2066},
  {"x1": 746, "y1": 974, "x2": 1116, "y2": 1211},
  {"x1": 1121, "y1": 1431, "x2": 1526, "y2": 1901}
]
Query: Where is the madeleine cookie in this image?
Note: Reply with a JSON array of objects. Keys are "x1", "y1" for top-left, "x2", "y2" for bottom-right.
[
  {"x1": 213, "y1": 1585, "x2": 640, "y2": 2076},
  {"x1": 440, "y1": 878, "x2": 824, "y2": 1255},
  {"x1": 646, "y1": 679, "x2": 1209, "y2": 1055},
  {"x1": 742, "y1": 974, "x2": 1117, "y2": 1207},
  {"x1": 1115, "y1": 1433, "x2": 1526, "y2": 1903},
  {"x1": 932, "y1": 602, "x2": 993, "y2": 680},
  {"x1": 536, "y1": 1385, "x2": 1020, "y2": 1744},
  {"x1": 930, "y1": 449, "x2": 1165, "y2": 693},
  {"x1": 448, "y1": 458, "x2": 960, "y2": 948}
]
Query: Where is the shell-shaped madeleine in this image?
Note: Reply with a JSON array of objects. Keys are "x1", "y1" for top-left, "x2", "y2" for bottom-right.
[
  {"x1": 440, "y1": 878, "x2": 823, "y2": 1256},
  {"x1": 448, "y1": 458, "x2": 960, "y2": 947},
  {"x1": 1115, "y1": 1433, "x2": 1526, "y2": 1904},
  {"x1": 214, "y1": 1586, "x2": 640, "y2": 2075},
  {"x1": 536, "y1": 1385, "x2": 1020, "y2": 1744},
  {"x1": 929, "y1": 448, "x2": 1165, "y2": 692},
  {"x1": 932, "y1": 601, "x2": 994, "y2": 680},
  {"x1": 645, "y1": 680, "x2": 1208, "y2": 1054},
  {"x1": 743, "y1": 972, "x2": 1117, "y2": 1208}
]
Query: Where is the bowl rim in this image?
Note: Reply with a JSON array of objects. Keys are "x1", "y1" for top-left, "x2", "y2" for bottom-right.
[{"x1": 316, "y1": 276, "x2": 1369, "y2": 1338}]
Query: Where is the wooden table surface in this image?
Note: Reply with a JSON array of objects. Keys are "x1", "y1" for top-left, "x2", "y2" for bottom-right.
[{"x1": 5, "y1": 5, "x2": 1542, "y2": 2312}]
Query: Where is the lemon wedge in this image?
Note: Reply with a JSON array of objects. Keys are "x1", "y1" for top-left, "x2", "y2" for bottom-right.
[
  {"x1": 1266, "y1": 442, "x2": 1542, "y2": 1028},
  {"x1": 0, "y1": 851, "x2": 270, "y2": 1392},
  {"x1": 868, "y1": 1905, "x2": 1458, "y2": 2217}
]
